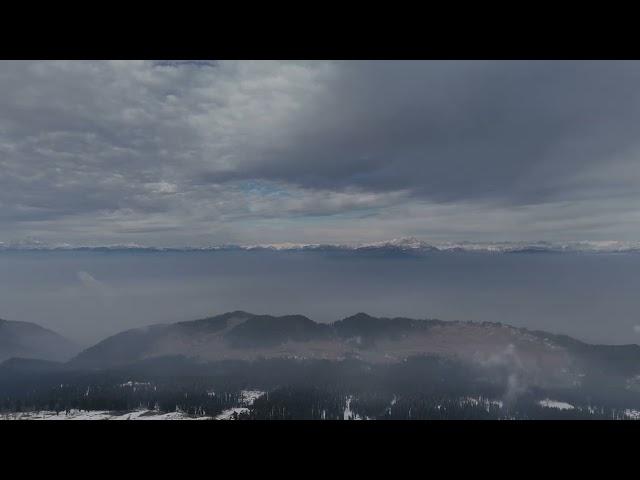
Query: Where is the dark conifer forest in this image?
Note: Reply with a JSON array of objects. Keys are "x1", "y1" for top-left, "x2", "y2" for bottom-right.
[{"x1": 2, "y1": 356, "x2": 639, "y2": 420}]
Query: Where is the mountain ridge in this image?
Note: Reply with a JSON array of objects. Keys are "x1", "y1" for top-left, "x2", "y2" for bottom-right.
[
  {"x1": 3, "y1": 237, "x2": 640, "y2": 254},
  {"x1": 62, "y1": 311, "x2": 640, "y2": 388},
  {"x1": 0, "y1": 318, "x2": 79, "y2": 363},
  {"x1": 4, "y1": 311, "x2": 639, "y2": 390}
]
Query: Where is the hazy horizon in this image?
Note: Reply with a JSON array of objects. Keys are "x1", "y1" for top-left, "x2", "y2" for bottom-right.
[{"x1": 2, "y1": 249, "x2": 639, "y2": 347}]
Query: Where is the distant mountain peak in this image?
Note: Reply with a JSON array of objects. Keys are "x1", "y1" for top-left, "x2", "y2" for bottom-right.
[
  {"x1": 357, "y1": 237, "x2": 435, "y2": 250},
  {"x1": 4, "y1": 238, "x2": 640, "y2": 253},
  {"x1": 341, "y1": 312, "x2": 378, "y2": 321}
]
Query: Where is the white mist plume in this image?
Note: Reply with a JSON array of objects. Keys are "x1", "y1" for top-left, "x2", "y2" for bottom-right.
[
  {"x1": 477, "y1": 344, "x2": 529, "y2": 403},
  {"x1": 76, "y1": 271, "x2": 112, "y2": 296}
]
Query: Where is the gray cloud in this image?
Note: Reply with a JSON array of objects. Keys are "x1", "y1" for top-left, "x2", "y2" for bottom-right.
[
  {"x1": 2, "y1": 60, "x2": 640, "y2": 244},
  {"x1": 224, "y1": 61, "x2": 640, "y2": 203}
]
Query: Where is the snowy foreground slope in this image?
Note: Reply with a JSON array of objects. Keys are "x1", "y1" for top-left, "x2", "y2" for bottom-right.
[
  {"x1": 213, "y1": 390, "x2": 265, "y2": 420},
  {"x1": 1, "y1": 409, "x2": 210, "y2": 420},
  {"x1": 6, "y1": 395, "x2": 638, "y2": 421},
  {"x1": 1, "y1": 390, "x2": 266, "y2": 421}
]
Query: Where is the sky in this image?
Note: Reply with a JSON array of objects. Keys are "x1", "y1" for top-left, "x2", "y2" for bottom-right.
[{"x1": 2, "y1": 60, "x2": 640, "y2": 246}]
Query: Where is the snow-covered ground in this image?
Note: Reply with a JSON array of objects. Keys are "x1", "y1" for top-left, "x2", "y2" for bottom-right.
[
  {"x1": 120, "y1": 381, "x2": 152, "y2": 388},
  {"x1": 343, "y1": 396, "x2": 358, "y2": 420},
  {"x1": 624, "y1": 409, "x2": 640, "y2": 420},
  {"x1": 214, "y1": 407, "x2": 249, "y2": 420},
  {"x1": 463, "y1": 396, "x2": 504, "y2": 411},
  {"x1": 538, "y1": 399, "x2": 575, "y2": 410},
  {"x1": 0, "y1": 409, "x2": 212, "y2": 420},
  {"x1": 343, "y1": 395, "x2": 368, "y2": 420},
  {"x1": 239, "y1": 390, "x2": 265, "y2": 405},
  {"x1": 214, "y1": 390, "x2": 266, "y2": 420},
  {"x1": 1, "y1": 389, "x2": 268, "y2": 421}
]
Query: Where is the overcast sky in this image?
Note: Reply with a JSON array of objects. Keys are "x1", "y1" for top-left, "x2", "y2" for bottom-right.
[{"x1": 2, "y1": 60, "x2": 640, "y2": 246}]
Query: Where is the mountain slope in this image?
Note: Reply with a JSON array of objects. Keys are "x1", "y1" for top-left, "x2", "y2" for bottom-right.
[
  {"x1": 65, "y1": 311, "x2": 638, "y2": 384},
  {"x1": 71, "y1": 311, "x2": 340, "y2": 369},
  {"x1": 0, "y1": 318, "x2": 78, "y2": 362},
  {"x1": 71, "y1": 311, "x2": 258, "y2": 369},
  {"x1": 0, "y1": 310, "x2": 631, "y2": 396}
]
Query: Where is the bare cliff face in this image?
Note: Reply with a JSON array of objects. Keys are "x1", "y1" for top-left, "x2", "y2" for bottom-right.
[{"x1": 0, "y1": 318, "x2": 78, "y2": 363}]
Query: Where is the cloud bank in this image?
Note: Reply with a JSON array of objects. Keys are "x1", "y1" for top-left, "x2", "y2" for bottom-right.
[{"x1": 2, "y1": 60, "x2": 640, "y2": 245}]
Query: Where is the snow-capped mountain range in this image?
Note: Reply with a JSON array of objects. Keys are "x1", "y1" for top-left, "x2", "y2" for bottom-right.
[{"x1": 1, "y1": 237, "x2": 640, "y2": 253}]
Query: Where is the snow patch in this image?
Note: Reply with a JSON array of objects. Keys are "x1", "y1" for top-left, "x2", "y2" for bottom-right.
[
  {"x1": 0, "y1": 409, "x2": 211, "y2": 420},
  {"x1": 463, "y1": 396, "x2": 503, "y2": 411},
  {"x1": 624, "y1": 409, "x2": 640, "y2": 420},
  {"x1": 538, "y1": 399, "x2": 574, "y2": 410},
  {"x1": 213, "y1": 390, "x2": 266, "y2": 421},
  {"x1": 343, "y1": 395, "x2": 364, "y2": 420}
]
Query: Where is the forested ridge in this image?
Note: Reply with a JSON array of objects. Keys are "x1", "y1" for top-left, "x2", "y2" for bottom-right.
[{"x1": 2, "y1": 356, "x2": 639, "y2": 420}]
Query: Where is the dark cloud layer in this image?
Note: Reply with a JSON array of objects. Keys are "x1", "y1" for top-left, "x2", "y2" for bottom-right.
[
  {"x1": 1, "y1": 61, "x2": 640, "y2": 245},
  {"x1": 217, "y1": 61, "x2": 640, "y2": 204}
]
